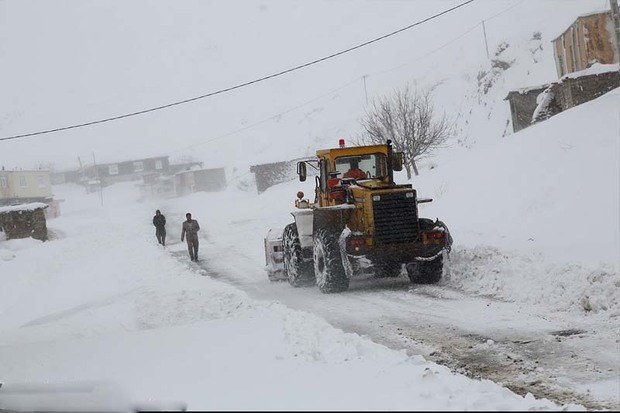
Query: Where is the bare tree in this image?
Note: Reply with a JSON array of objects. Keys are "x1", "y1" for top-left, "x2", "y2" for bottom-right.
[{"x1": 358, "y1": 85, "x2": 453, "y2": 179}]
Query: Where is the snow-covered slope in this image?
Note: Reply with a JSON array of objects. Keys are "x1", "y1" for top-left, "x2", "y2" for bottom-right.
[{"x1": 415, "y1": 87, "x2": 620, "y2": 267}]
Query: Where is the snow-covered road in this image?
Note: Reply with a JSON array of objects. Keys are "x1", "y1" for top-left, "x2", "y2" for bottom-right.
[{"x1": 172, "y1": 236, "x2": 619, "y2": 410}]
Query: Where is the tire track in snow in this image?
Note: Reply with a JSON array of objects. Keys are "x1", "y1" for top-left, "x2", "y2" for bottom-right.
[{"x1": 169, "y1": 241, "x2": 619, "y2": 410}]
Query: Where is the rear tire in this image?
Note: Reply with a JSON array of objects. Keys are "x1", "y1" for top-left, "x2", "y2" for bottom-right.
[
  {"x1": 283, "y1": 224, "x2": 315, "y2": 287},
  {"x1": 313, "y1": 229, "x2": 349, "y2": 293},
  {"x1": 406, "y1": 255, "x2": 443, "y2": 284}
]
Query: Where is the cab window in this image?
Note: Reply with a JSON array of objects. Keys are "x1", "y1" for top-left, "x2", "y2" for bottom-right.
[{"x1": 334, "y1": 154, "x2": 386, "y2": 179}]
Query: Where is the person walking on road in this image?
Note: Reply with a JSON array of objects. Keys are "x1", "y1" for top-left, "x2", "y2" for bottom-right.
[
  {"x1": 181, "y1": 212, "x2": 200, "y2": 261},
  {"x1": 153, "y1": 209, "x2": 167, "y2": 246}
]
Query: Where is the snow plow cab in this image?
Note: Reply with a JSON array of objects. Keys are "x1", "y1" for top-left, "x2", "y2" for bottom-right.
[{"x1": 264, "y1": 139, "x2": 452, "y2": 293}]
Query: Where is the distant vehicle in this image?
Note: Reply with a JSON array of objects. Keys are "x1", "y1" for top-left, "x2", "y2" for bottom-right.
[{"x1": 264, "y1": 139, "x2": 453, "y2": 293}]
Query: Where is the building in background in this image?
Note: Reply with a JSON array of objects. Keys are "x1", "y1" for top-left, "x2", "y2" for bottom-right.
[
  {"x1": 138, "y1": 166, "x2": 227, "y2": 200},
  {"x1": 174, "y1": 167, "x2": 227, "y2": 196},
  {"x1": 0, "y1": 169, "x2": 62, "y2": 219},
  {"x1": 506, "y1": 2, "x2": 620, "y2": 133},
  {"x1": 552, "y1": 9, "x2": 619, "y2": 77},
  {"x1": 84, "y1": 156, "x2": 171, "y2": 185},
  {"x1": 51, "y1": 156, "x2": 171, "y2": 187},
  {"x1": 0, "y1": 169, "x2": 53, "y2": 206}
]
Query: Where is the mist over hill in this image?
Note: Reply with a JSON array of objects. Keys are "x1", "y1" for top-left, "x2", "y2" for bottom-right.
[{"x1": 0, "y1": 0, "x2": 608, "y2": 173}]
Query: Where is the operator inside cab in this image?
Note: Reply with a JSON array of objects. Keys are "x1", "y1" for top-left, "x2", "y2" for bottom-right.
[{"x1": 343, "y1": 159, "x2": 366, "y2": 180}]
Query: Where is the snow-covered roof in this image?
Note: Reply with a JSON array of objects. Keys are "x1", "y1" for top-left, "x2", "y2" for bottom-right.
[
  {"x1": 0, "y1": 202, "x2": 48, "y2": 213},
  {"x1": 0, "y1": 169, "x2": 51, "y2": 174},
  {"x1": 175, "y1": 166, "x2": 225, "y2": 176},
  {"x1": 504, "y1": 83, "x2": 552, "y2": 99},
  {"x1": 506, "y1": 63, "x2": 619, "y2": 100},
  {"x1": 77, "y1": 155, "x2": 170, "y2": 170},
  {"x1": 561, "y1": 63, "x2": 620, "y2": 80}
]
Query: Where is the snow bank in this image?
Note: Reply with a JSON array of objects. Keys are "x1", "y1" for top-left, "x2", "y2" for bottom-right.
[
  {"x1": 0, "y1": 183, "x2": 582, "y2": 411},
  {"x1": 448, "y1": 246, "x2": 619, "y2": 317}
]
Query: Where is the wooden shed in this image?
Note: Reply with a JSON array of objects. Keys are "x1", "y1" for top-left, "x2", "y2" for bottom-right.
[
  {"x1": 552, "y1": 11, "x2": 619, "y2": 78},
  {"x1": 175, "y1": 167, "x2": 227, "y2": 196}
]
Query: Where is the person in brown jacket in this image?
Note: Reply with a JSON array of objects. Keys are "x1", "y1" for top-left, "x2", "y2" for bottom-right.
[{"x1": 181, "y1": 212, "x2": 200, "y2": 261}]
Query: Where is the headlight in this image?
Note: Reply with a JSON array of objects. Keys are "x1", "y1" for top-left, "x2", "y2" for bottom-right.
[
  {"x1": 372, "y1": 195, "x2": 381, "y2": 201},
  {"x1": 406, "y1": 192, "x2": 414, "y2": 198}
]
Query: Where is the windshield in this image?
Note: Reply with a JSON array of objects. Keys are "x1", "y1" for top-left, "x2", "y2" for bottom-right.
[{"x1": 334, "y1": 153, "x2": 387, "y2": 179}]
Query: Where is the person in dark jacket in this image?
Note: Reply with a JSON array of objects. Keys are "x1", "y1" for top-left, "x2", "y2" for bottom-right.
[
  {"x1": 181, "y1": 212, "x2": 200, "y2": 261},
  {"x1": 153, "y1": 209, "x2": 167, "y2": 246}
]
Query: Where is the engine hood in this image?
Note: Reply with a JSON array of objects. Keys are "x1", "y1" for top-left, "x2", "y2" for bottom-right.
[{"x1": 350, "y1": 179, "x2": 412, "y2": 191}]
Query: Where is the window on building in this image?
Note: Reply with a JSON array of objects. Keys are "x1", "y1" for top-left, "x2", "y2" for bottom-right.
[
  {"x1": 0, "y1": 176, "x2": 7, "y2": 188},
  {"x1": 37, "y1": 176, "x2": 46, "y2": 188},
  {"x1": 133, "y1": 161, "x2": 144, "y2": 172},
  {"x1": 108, "y1": 164, "x2": 119, "y2": 175},
  {"x1": 19, "y1": 176, "x2": 27, "y2": 187},
  {"x1": 155, "y1": 160, "x2": 163, "y2": 170}
]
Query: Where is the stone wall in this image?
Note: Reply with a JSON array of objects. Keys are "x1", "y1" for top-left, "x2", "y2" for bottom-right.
[
  {"x1": 557, "y1": 71, "x2": 620, "y2": 109},
  {"x1": 506, "y1": 70, "x2": 620, "y2": 132},
  {"x1": 250, "y1": 161, "x2": 298, "y2": 194},
  {"x1": 505, "y1": 86, "x2": 550, "y2": 132},
  {"x1": 0, "y1": 207, "x2": 48, "y2": 241}
]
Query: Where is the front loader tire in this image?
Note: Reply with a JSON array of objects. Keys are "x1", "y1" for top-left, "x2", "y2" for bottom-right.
[
  {"x1": 406, "y1": 255, "x2": 443, "y2": 284},
  {"x1": 283, "y1": 223, "x2": 315, "y2": 287},
  {"x1": 313, "y1": 228, "x2": 349, "y2": 293}
]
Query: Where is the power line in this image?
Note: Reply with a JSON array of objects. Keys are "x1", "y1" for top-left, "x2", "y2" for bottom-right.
[
  {"x1": 167, "y1": 77, "x2": 362, "y2": 155},
  {"x1": 176, "y1": 21, "x2": 486, "y2": 154},
  {"x1": 365, "y1": 0, "x2": 525, "y2": 80},
  {"x1": 167, "y1": 0, "x2": 522, "y2": 155},
  {"x1": 484, "y1": 0, "x2": 525, "y2": 22},
  {"x1": 0, "y1": 0, "x2": 474, "y2": 142},
  {"x1": 366, "y1": 22, "x2": 482, "y2": 79}
]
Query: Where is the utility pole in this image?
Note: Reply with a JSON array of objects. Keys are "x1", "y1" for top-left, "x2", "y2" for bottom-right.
[
  {"x1": 611, "y1": 0, "x2": 620, "y2": 56},
  {"x1": 363, "y1": 75, "x2": 369, "y2": 105},
  {"x1": 482, "y1": 20, "x2": 490, "y2": 59},
  {"x1": 77, "y1": 156, "x2": 85, "y2": 187},
  {"x1": 93, "y1": 152, "x2": 103, "y2": 206}
]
